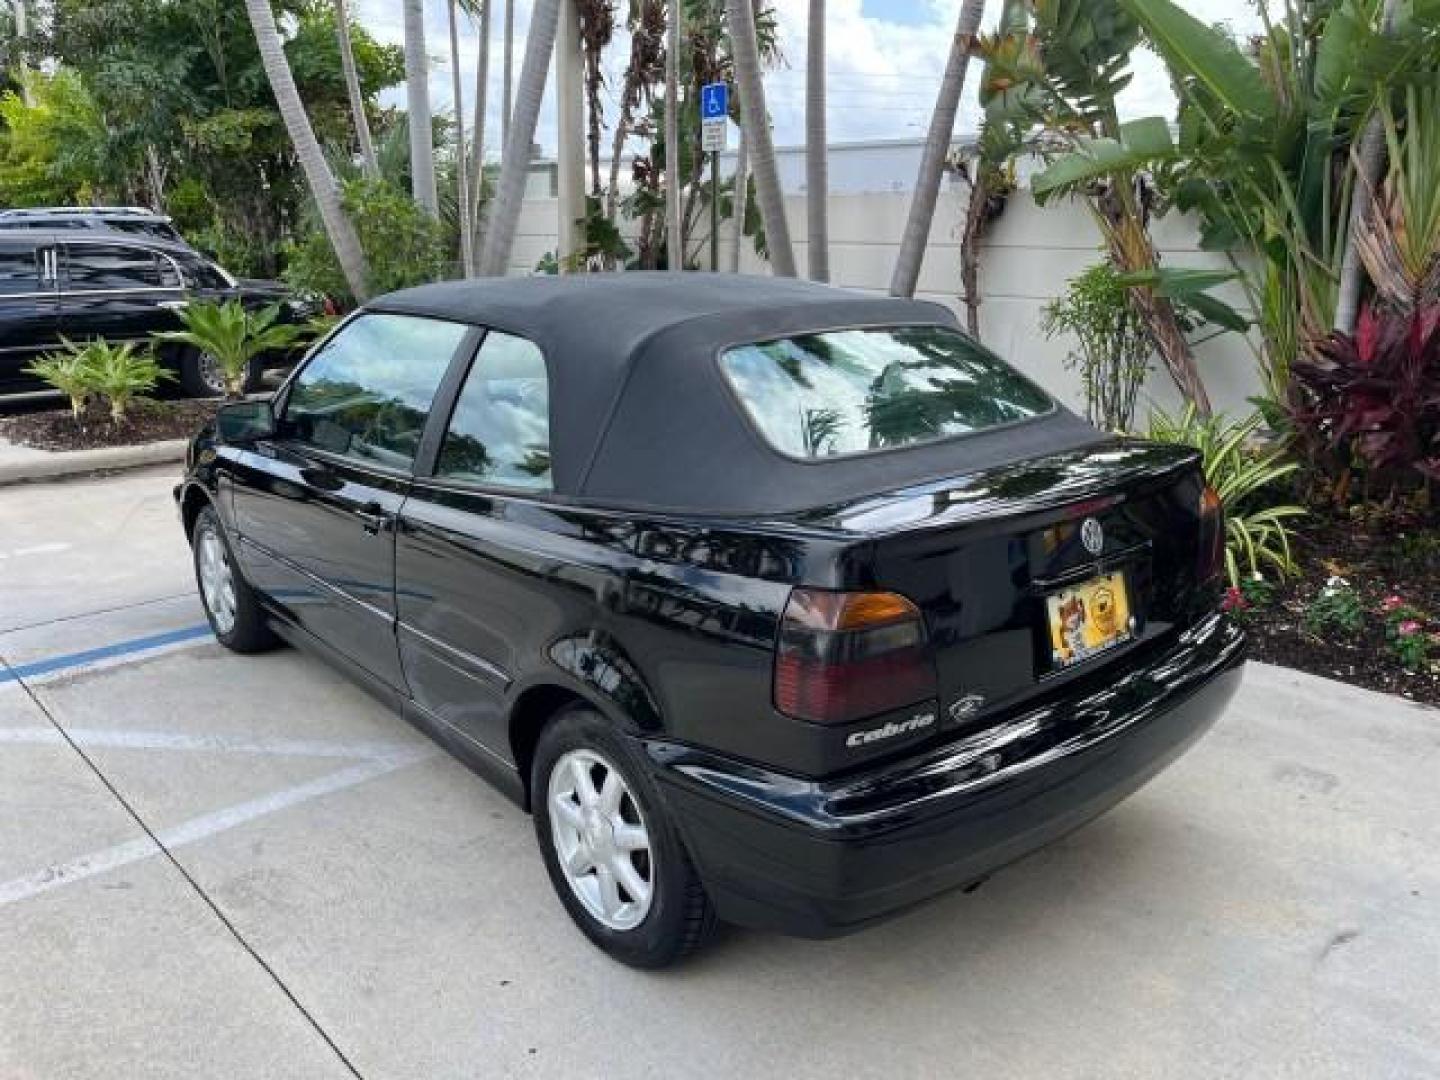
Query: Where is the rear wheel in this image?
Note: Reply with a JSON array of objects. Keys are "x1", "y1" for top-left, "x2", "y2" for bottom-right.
[
  {"x1": 192, "y1": 506, "x2": 277, "y2": 653},
  {"x1": 178, "y1": 348, "x2": 261, "y2": 398},
  {"x1": 532, "y1": 707, "x2": 716, "y2": 967}
]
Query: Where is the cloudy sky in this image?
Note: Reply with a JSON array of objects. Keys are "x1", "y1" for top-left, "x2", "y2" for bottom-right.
[{"x1": 353, "y1": 0, "x2": 1263, "y2": 158}]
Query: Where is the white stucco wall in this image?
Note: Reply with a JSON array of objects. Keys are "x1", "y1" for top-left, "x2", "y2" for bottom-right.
[{"x1": 504, "y1": 187, "x2": 1265, "y2": 422}]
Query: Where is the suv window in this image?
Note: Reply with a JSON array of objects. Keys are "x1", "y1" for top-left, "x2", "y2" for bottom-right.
[
  {"x1": 62, "y1": 243, "x2": 163, "y2": 290},
  {"x1": 0, "y1": 244, "x2": 39, "y2": 295},
  {"x1": 719, "y1": 325, "x2": 1054, "y2": 459},
  {"x1": 284, "y1": 313, "x2": 467, "y2": 472},
  {"x1": 436, "y1": 331, "x2": 551, "y2": 490}
]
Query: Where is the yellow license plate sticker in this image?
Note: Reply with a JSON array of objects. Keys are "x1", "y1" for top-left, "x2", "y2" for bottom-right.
[{"x1": 1046, "y1": 572, "x2": 1133, "y2": 669}]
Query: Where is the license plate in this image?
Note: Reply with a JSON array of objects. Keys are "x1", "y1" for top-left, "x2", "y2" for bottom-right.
[{"x1": 1045, "y1": 571, "x2": 1133, "y2": 670}]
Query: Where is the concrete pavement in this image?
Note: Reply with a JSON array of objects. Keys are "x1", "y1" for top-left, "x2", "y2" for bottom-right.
[{"x1": 1, "y1": 466, "x2": 1437, "y2": 1079}]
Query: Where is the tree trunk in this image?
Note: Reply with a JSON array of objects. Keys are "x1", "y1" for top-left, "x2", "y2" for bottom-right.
[
  {"x1": 726, "y1": 0, "x2": 796, "y2": 277},
  {"x1": 1334, "y1": 0, "x2": 1403, "y2": 333},
  {"x1": 727, "y1": 126, "x2": 748, "y2": 272},
  {"x1": 890, "y1": 0, "x2": 985, "y2": 298},
  {"x1": 243, "y1": 0, "x2": 369, "y2": 300},
  {"x1": 404, "y1": 0, "x2": 440, "y2": 215},
  {"x1": 335, "y1": 0, "x2": 379, "y2": 178},
  {"x1": 479, "y1": 0, "x2": 563, "y2": 275},
  {"x1": 469, "y1": 0, "x2": 492, "y2": 245},
  {"x1": 959, "y1": 168, "x2": 989, "y2": 336},
  {"x1": 664, "y1": 0, "x2": 683, "y2": 269},
  {"x1": 448, "y1": 0, "x2": 475, "y2": 276},
  {"x1": 805, "y1": 0, "x2": 828, "y2": 281},
  {"x1": 502, "y1": 0, "x2": 515, "y2": 145},
  {"x1": 13, "y1": 0, "x2": 32, "y2": 106}
]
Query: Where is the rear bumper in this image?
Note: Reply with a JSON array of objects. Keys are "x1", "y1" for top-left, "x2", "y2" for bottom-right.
[{"x1": 646, "y1": 612, "x2": 1245, "y2": 937}]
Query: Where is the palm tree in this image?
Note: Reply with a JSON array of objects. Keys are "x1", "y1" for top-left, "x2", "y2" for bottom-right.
[
  {"x1": 728, "y1": 126, "x2": 749, "y2": 272},
  {"x1": 665, "y1": 0, "x2": 683, "y2": 269},
  {"x1": 479, "y1": 0, "x2": 564, "y2": 274},
  {"x1": 404, "y1": 0, "x2": 440, "y2": 215},
  {"x1": 467, "y1": 0, "x2": 492, "y2": 245},
  {"x1": 447, "y1": 0, "x2": 476, "y2": 275},
  {"x1": 503, "y1": 0, "x2": 515, "y2": 144},
  {"x1": 334, "y1": 0, "x2": 379, "y2": 178},
  {"x1": 244, "y1": 0, "x2": 370, "y2": 299},
  {"x1": 805, "y1": 0, "x2": 828, "y2": 281},
  {"x1": 726, "y1": 0, "x2": 796, "y2": 276},
  {"x1": 1334, "y1": 0, "x2": 1403, "y2": 333},
  {"x1": 890, "y1": 0, "x2": 985, "y2": 298}
]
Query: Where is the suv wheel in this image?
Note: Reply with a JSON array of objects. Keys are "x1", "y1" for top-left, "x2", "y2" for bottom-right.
[
  {"x1": 192, "y1": 506, "x2": 277, "y2": 653},
  {"x1": 179, "y1": 348, "x2": 261, "y2": 398},
  {"x1": 532, "y1": 707, "x2": 716, "y2": 967}
]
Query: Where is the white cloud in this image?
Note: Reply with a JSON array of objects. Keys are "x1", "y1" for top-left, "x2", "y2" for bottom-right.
[{"x1": 352, "y1": 0, "x2": 1264, "y2": 157}]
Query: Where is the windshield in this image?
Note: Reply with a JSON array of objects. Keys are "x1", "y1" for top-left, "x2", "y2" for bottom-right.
[{"x1": 719, "y1": 325, "x2": 1054, "y2": 459}]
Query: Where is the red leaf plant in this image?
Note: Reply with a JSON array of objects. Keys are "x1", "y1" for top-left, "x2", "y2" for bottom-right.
[{"x1": 1292, "y1": 304, "x2": 1440, "y2": 485}]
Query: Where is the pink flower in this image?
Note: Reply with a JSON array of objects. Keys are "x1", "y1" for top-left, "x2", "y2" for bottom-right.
[
  {"x1": 1221, "y1": 587, "x2": 1248, "y2": 612},
  {"x1": 1398, "y1": 620, "x2": 1422, "y2": 636},
  {"x1": 1381, "y1": 595, "x2": 1405, "y2": 612}
]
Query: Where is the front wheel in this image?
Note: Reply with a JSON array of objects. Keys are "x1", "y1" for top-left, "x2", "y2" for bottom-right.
[
  {"x1": 532, "y1": 707, "x2": 716, "y2": 967},
  {"x1": 192, "y1": 506, "x2": 277, "y2": 653}
]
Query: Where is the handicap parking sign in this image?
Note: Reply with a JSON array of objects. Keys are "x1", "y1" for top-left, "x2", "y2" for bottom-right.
[{"x1": 701, "y1": 83, "x2": 728, "y2": 121}]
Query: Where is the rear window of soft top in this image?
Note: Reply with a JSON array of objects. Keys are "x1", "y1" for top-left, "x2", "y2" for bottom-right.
[{"x1": 719, "y1": 325, "x2": 1054, "y2": 459}]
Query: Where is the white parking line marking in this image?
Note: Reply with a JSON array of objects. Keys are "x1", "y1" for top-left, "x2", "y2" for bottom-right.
[
  {"x1": 0, "y1": 726, "x2": 423, "y2": 761},
  {"x1": 0, "y1": 746, "x2": 438, "y2": 909},
  {"x1": 0, "y1": 542, "x2": 72, "y2": 560}
]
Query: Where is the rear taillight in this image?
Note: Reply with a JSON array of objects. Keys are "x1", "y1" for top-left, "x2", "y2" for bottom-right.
[
  {"x1": 773, "y1": 588, "x2": 937, "y2": 724},
  {"x1": 1197, "y1": 484, "x2": 1225, "y2": 585}
]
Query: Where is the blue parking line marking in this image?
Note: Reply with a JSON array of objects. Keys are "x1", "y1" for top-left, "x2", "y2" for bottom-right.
[{"x1": 0, "y1": 624, "x2": 214, "y2": 685}]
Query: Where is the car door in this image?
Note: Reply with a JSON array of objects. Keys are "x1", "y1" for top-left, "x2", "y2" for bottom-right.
[
  {"x1": 0, "y1": 239, "x2": 61, "y2": 393},
  {"x1": 57, "y1": 240, "x2": 186, "y2": 346},
  {"x1": 395, "y1": 330, "x2": 555, "y2": 757},
  {"x1": 226, "y1": 311, "x2": 473, "y2": 691}
]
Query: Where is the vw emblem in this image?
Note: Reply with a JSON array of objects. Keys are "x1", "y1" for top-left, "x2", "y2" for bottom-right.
[{"x1": 1080, "y1": 517, "x2": 1105, "y2": 556}]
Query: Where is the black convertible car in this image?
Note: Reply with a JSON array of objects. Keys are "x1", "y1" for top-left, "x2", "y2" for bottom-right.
[{"x1": 176, "y1": 274, "x2": 1244, "y2": 966}]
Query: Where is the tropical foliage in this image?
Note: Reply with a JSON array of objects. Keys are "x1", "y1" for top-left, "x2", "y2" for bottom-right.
[
  {"x1": 1041, "y1": 261, "x2": 1153, "y2": 432},
  {"x1": 1145, "y1": 407, "x2": 1306, "y2": 585},
  {"x1": 27, "y1": 338, "x2": 171, "y2": 424},
  {"x1": 154, "y1": 300, "x2": 308, "y2": 399}
]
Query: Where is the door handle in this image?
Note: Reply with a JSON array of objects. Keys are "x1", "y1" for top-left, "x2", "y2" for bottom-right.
[
  {"x1": 158, "y1": 299, "x2": 189, "y2": 311},
  {"x1": 356, "y1": 504, "x2": 392, "y2": 535}
]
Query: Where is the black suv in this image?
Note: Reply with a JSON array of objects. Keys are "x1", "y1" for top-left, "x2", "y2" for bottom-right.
[
  {"x1": 0, "y1": 206, "x2": 186, "y2": 244},
  {"x1": 0, "y1": 228, "x2": 310, "y2": 398}
]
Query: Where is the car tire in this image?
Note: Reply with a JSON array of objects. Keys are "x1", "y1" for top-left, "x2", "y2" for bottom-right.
[
  {"x1": 191, "y1": 506, "x2": 278, "y2": 653},
  {"x1": 532, "y1": 706, "x2": 716, "y2": 968},
  {"x1": 178, "y1": 348, "x2": 261, "y2": 398}
]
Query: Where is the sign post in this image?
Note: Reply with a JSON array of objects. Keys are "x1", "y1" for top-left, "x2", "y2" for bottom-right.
[{"x1": 700, "y1": 82, "x2": 729, "y2": 272}]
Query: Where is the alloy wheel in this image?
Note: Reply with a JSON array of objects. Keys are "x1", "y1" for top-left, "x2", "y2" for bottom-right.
[
  {"x1": 197, "y1": 525, "x2": 237, "y2": 635},
  {"x1": 547, "y1": 748, "x2": 655, "y2": 931},
  {"x1": 197, "y1": 351, "x2": 227, "y2": 396}
]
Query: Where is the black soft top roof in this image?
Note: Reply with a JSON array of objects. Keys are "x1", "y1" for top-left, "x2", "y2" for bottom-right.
[{"x1": 371, "y1": 273, "x2": 1101, "y2": 515}]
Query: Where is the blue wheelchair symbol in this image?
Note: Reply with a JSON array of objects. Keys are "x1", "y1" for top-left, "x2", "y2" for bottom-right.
[{"x1": 701, "y1": 83, "x2": 728, "y2": 121}]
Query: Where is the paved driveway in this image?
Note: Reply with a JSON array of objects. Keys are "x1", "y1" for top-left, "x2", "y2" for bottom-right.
[{"x1": 2, "y1": 466, "x2": 1437, "y2": 1079}]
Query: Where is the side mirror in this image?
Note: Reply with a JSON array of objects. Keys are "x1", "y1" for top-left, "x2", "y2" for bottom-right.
[{"x1": 216, "y1": 400, "x2": 276, "y2": 444}]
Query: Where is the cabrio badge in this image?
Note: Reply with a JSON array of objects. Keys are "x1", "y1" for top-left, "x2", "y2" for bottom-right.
[
  {"x1": 1080, "y1": 517, "x2": 1105, "y2": 556},
  {"x1": 845, "y1": 710, "x2": 935, "y2": 748}
]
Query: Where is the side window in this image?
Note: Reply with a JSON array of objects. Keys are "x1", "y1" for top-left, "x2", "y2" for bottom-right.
[
  {"x1": 0, "y1": 244, "x2": 38, "y2": 295},
  {"x1": 436, "y1": 332, "x2": 552, "y2": 490},
  {"x1": 62, "y1": 243, "x2": 161, "y2": 290},
  {"x1": 283, "y1": 313, "x2": 466, "y2": 472},
  {"x1": 181, "y1": 258, "x2": 231, "y2": 290}
]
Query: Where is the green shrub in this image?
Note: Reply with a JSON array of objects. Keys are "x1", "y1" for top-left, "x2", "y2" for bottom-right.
[
  {"x1": 1146, "y1": 406, "x2": 1306, "y2": 585},
  {"x1": 284, "y1": 177, "x2": 447, "y2": 303},
  {"x1": 1042, "y1": 261, "x2": 1154, "y2": 432},
  {"x1": 24, "y1": 342, "x2": 99, "y2": 420},
  {"x1": 1303, "y1": 576, "x2": 1365, "y2": 639},
  {"x1": 154, "y1": 299, "x2": 305, "y2": 398},
  {"x1": 82, "y1": 340, "x2": 169, "y2": 423}
]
